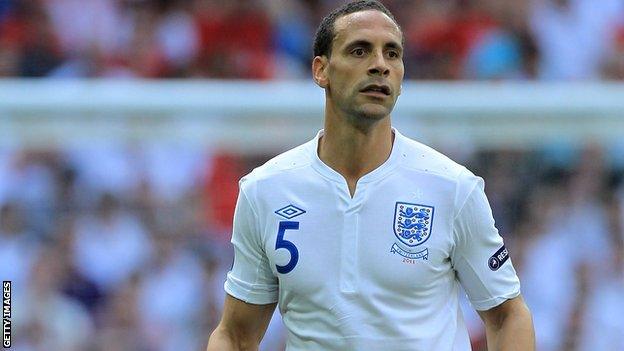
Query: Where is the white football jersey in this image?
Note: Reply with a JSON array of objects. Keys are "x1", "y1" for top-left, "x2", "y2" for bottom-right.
[{"x1": 225, "y1": 128, "x2": 520, "y2": 351}]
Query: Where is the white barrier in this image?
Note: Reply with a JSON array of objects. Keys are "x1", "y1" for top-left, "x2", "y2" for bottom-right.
[{"x1": 0, "y1": 79, "x2": 623, "y2": 152}]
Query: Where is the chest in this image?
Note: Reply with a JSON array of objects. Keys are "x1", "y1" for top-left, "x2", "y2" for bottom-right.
[{"x1": 257, "y1": 174, "x2": 457, "y2": 295}]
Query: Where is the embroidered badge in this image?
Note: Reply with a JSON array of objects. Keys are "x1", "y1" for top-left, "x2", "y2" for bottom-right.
[{"x1": 390, "y1": 202, "x2": 434, "y2": 260}]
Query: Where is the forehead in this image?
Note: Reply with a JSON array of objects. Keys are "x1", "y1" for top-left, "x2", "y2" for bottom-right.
[{"x1": 333, "y1": 10, "x2": 402, "y2": 48}]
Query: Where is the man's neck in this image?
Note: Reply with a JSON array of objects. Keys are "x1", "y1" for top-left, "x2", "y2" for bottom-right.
[{"x1": 318, "y1": 110, "x2": 394, "y2": 194}]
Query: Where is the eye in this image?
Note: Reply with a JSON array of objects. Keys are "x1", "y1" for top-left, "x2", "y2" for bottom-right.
[
  {"x1": 387, "y1": 50, "x2": 400, "y2": 59},
  {"x1": 351, "y1": 48, "x2": 365, "y2": 57}
]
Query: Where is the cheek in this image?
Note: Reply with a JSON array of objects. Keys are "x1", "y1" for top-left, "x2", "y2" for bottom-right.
[
  {"x1": 392, "y1": 69, "x2": 404, "y2": 91},
  {"x1": 329, "y1": 75, "x2": 352, "y2": 97},
  {"x1": 393, "y1": 63, "x2": 405, "y2": 77},
  {"x1": 329, "y1": 63, "x2": 357, "y2": 85}
]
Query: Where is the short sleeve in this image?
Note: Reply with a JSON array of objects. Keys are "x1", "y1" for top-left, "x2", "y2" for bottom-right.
[
  {"x1": 224, "y1": 180, "x2": 279, "y2": 304},
  {"x1": 451, "y1": 173, "x2": 521, "y2": 311}
]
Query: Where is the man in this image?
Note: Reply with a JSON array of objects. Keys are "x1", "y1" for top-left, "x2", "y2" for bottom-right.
[{"x1": 207, "y1": 1, "x2": 535, "y2": 350}]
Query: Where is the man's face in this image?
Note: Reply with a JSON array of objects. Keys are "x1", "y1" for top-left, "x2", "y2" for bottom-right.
[{"x1": 320, "y1": 10, "x2": 404, "y2": 121}]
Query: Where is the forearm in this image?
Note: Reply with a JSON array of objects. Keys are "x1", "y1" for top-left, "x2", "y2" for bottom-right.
[
  {"x1": 484, "y1": 301, "x2": 535, "y2": 351},
  {"x1": 206, "y1": 325, "x2": 259, "y2": 351}
]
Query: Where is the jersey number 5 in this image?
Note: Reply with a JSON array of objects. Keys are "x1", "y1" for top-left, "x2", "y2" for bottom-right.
[{"x1": 275, "y1": 221, "x2": 299, "y2": 274}]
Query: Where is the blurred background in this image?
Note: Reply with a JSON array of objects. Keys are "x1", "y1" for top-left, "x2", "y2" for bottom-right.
[{"x1": 0, "y1": 0, "x2": 623, "y2": 350}]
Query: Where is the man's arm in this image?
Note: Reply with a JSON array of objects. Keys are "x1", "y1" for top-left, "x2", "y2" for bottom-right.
[
  {"x1": 207, "y1": 294, "x2": 277, "y2": 351},
  {"x1": 477, "y1": 295, "x2": 535, "y2": 351}
]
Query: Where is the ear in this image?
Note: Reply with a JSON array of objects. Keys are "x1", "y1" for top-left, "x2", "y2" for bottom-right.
[{"x1": 312, "y1": 56, "x2": 329, "y2": 88}]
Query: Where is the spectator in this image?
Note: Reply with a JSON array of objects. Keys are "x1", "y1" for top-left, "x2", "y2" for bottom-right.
[
  {"x1": 529, "y1": 0, "x2": 624, "y2": 79},
  {"x1": 0, "y1": 201, "x2": 40, "y2": 293},
  {"x1": 72, "y1": 192, "x2": 153, "y2": 292},
  {"x1": 94, "y1": 274, "x2": 149, "y2": 351},
  {"x1": 138, "y1": 233, "x2": 207, "y2": 351},
  {"x1": 193, "y1": 0, "x2": 275, "y2": 78},
  {"x1": 579, "y1": 193, "x2": 624, "y2": 349},
  {"x1": 13, "y1": 246, "x2": 94, "y2": 351},
  {"x1": 44, "y1": 0, "x2": 122, "y2": 77},
  {"x1": 517, "y1": 184, "x2": 577, "y2": 351},
  {"x1": 267, "y1": 0, "x2": 314, "y2": 78}
]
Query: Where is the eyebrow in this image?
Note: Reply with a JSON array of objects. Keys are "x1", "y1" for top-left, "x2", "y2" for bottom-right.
[
  {"x1": 344, "y1": 39, "x2": 403, "y2": 52},
  {"x1": 385, "y1": 41, "x2": 403, "y2": 51}
]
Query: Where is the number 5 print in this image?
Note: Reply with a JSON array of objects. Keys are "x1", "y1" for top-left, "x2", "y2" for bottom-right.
[{"x1": 275, "y1": 221, "x2": 299, "y2": 274}]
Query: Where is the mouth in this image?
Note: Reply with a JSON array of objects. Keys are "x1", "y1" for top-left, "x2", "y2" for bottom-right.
[{"x1": 359, "y1": 84, "x2": 391, "y2": 98}]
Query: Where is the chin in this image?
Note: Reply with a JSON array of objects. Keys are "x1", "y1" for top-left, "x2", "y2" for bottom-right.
[{"x1": 354, "y1": 104, "x2": 392, "y2": 120}]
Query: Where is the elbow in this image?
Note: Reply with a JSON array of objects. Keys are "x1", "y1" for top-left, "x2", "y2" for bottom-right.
[
  {"x1": 207, "y1": 324, "x2": 261, "y2": 351},
  {"x1": 484, "y1": 296, "x2": 536, "y2": 350},
  {"x1": 487, "y1": 296, "x2": 533, "y2": 330}
]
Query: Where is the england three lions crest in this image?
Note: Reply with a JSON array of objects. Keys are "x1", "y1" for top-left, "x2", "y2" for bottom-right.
[{"x1": 391, "y1": 202, "x2": 434, "y2": 260}]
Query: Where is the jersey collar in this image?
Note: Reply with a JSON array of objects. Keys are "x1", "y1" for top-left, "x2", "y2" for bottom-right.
[{"x1": 310, "y1": 127, "x2": 403, "y2": 184}]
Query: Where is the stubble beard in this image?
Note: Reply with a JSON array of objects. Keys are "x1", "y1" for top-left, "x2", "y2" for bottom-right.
[
  {"x1": 343, "y1": 94, "x2": 394, "y2": 131},
  {"x1": 327, "y1": 86, "x2": 395, "y2": 132}
]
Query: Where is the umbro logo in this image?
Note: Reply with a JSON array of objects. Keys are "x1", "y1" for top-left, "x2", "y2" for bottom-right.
[{"x1": 275, "y1": 204, "x2": 306, "y2": 219}]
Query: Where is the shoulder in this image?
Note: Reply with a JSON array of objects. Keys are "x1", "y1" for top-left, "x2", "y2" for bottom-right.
[
  {"x1": 396, "y1": 132, "x2": 483, "y2": 209},
  {"x1": 396, "y1": 132, "x2": 472, "y2": 182},
  {"x1": 239, "y1": 138, "x2": 315, "y2": 193}
]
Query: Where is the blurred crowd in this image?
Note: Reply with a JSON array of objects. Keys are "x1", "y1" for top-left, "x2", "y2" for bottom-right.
[
  {"x1": 0, "y1": 140, "x2": 622, "y2": 350},
  {"x1": 0, "y1": 143, "x2": 236, "y2": 350},
  {"x1": 2, "y1": 0, "x2": 624, "y2": 80}
]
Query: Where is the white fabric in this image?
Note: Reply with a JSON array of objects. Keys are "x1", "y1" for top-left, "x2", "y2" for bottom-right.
[{"x1": 225, "y1": 129, "x2": 520, "y2": 351}]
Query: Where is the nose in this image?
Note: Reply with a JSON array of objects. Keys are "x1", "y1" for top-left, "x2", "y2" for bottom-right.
[{"x1": 368, "y1": 50, "x2": 390, "y2": 77}]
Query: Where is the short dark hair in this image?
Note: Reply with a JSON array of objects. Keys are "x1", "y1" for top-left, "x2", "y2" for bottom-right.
[{"x1": 313, "y1": 0, "x2": 402, "y2": 58}]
